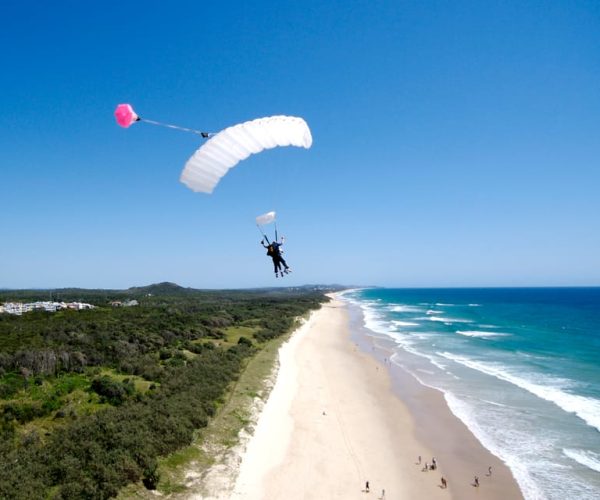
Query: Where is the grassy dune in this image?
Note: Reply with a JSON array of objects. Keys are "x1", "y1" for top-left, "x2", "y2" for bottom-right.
[{"x1": 119, "y1": 321, "x2": 299, "y2": 498}]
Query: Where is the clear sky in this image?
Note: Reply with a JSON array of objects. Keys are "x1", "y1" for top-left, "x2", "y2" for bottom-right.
[{"x1": 1, "y1": 0, "x2": 599, "y2": 289}]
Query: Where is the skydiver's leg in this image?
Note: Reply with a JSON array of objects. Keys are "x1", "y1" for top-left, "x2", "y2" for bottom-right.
[
  {"x1": 277, "y1": 258, "x2": 286, "y2": 276},
  {"x1": 279, "y1": 257, "x2": 291, "y2": 273}
]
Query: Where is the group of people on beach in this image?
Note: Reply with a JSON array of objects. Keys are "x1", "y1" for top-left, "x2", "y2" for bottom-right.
[
  {"x1": 418, "y1": 455, "x2": 438, "y2": 472},
  {"x1": 417, "y1": 454, "x2": 493, "y2": 491},
  {"x1": 417, "y1": 455, "x2": 449, "y2": 490},
  {"x1": 473, "y1": 466, "x2": 492, "y2": 488}
]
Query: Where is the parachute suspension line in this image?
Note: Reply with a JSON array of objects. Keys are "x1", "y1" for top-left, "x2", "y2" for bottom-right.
[
  {"x1": 274, "y1": 222, "x2": 278, "y2": 243},
  {"x1": 139, "y1": 118, "x2": 211, "y2": 138},
  {"x1": 257, "y1": 224, "x2": 270, "y2": 244}
]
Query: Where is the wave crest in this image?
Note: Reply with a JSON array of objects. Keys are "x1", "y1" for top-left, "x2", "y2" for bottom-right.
[
  {"x1": 456, "y1": 330, "x2": 510, "y2": 338},
  {"x1": 563, "y1": 449, "x2": 600, "y2": 473}
]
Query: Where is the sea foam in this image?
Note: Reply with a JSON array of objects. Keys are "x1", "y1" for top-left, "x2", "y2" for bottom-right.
[
  {"x1": 563, "y1": 449, "x2": 600, "y2": 473},
  {"x1": 438, "y1": 352, "x2": 600, "y2": 433},
  {"x1": 389, "y1": 304, "x2": 424, "y2": 313},
  {"x1": 426, "y1": 316, "x2": 473, "y2": 323},
  {"x1": 456, "y1": 330, "x2": 510, "y2": 338},
  {"x1": 391, "y1": 320, "x2": 419, "y2": 327}
]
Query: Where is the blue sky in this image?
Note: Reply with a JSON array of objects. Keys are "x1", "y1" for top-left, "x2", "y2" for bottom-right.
[{"x1": 1, "y1": 0, "x2": 599, "y2": 289}]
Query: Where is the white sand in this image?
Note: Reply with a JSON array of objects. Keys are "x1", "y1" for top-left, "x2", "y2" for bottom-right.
[{"x1": 230, "y1": 298, "x2": 446, "y2": 499}]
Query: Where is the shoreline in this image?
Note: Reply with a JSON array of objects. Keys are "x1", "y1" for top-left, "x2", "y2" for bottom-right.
[
  {"x1": 226, "y1": 295, "x2": 522, "y2": 499},
  {"x1": 344, "y1": 297, "x2": 524, "y2": 499}
]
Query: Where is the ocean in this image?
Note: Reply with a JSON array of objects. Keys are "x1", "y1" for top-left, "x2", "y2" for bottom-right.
[{"x1": 340, "y1": 288, "x2": 600, "y2": 500}]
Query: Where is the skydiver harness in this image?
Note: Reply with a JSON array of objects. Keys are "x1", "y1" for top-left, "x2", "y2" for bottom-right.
[{"x1": 258, "y1": 222, "x2": 282, "y2": 259}]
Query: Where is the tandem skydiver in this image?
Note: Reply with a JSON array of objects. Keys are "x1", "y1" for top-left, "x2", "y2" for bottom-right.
[{"x1": 261, "y1": 237, "x2": 291, "y2": 278}]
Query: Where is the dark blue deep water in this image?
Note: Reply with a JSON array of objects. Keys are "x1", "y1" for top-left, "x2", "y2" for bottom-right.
[{"x1": 342, "y1": 288, "x2": 600, "y2": 500}]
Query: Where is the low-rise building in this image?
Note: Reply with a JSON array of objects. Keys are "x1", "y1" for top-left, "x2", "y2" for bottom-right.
[{"x1": 0, "y1": 301, "x2": 95, "y2": 315}]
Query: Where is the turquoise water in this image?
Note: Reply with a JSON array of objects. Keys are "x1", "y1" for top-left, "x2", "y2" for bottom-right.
[{"x1": 341, "y1": 288, "x2": 600, "y2": 500}]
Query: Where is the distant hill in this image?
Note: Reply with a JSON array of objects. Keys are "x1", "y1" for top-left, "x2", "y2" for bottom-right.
[{"x1": 126, "y1": 282, "x2": 192, "y2": 296}]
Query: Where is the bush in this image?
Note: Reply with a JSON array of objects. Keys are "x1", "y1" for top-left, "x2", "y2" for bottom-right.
[
  {"x1": 142, "y1": 459, "x2": 159, "y2": 490},
  {"x1": 237, "y1": 336, "x2": 253, "y2": 347},
  {"x1": 90, "y1": 376, "x2": 129, "y2": 406}
]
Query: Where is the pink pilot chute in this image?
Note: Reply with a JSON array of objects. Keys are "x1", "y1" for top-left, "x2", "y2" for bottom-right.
[{"x1": 114, "y1": 104, "x2": 139, "y2": 128}]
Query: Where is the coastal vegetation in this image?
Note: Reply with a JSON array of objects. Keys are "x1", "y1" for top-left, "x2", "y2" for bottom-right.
[{"x1": 0, "y1": 283, "x2": 329, "y2": 498}]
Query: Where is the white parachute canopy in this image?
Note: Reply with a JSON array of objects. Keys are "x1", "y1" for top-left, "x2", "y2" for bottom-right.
[
  {"x1": 180, "y1": 115, "x2": 312, "y2": 193},
  {"x1": 256, "y1": 211, "x2": 276, "y2": 226}
]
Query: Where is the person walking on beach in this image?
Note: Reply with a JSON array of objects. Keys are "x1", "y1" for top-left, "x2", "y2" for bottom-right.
[
  {"x1": 488, "y1": 466, "x2": 492, "y2": 476},
  {"x1": 418, "y1": 455, "x2": 421, "y2": 465},
  {"x1": 380, "y1": 488, "x2": 385, "y2": 499},
  {"x1": 441, "y1": 477, "x2": 447, "y2": 489},
  {"x1": 365, "y1": 480, "x2": 370, "y2": 493},
  {"x1": 474, "y1": 476, "x2": 479, "y2": 487}
]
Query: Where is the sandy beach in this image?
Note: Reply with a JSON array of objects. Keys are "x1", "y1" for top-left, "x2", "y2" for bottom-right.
[{"x1": 230, "y1": 296, "x2": 523, "y2": 499}]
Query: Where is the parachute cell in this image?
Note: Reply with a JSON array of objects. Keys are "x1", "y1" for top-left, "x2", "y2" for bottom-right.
[{"x1": 180, "y1": 116, "x2": 312, "y2": 193}]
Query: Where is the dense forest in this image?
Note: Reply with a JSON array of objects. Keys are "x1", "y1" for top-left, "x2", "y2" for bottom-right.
[{"x1": 0, "y1": 283, "x2": 331, "y2": 498}]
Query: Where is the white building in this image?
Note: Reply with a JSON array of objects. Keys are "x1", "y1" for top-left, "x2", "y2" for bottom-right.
[{"x1": 0, "y1": 301, "x2": 95, "y2": 315}]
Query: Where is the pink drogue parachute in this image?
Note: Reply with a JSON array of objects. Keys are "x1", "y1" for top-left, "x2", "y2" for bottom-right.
[{"x1": 114, "y1": 104, "x2": 139, "y2": 128}]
